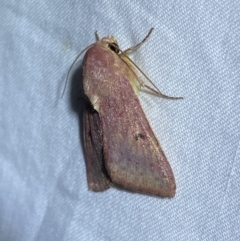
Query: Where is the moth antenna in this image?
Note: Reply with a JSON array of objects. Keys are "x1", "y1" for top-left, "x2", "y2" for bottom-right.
[
  {"x1": 123, "y1": 28, "x2": 154, "y2": 55},
  {"x1": 61, "y1": 45, "x2": 93, "y2": 99},
  {"x1": 95, "y1": 31, "x2": 100, "y2": 41}
]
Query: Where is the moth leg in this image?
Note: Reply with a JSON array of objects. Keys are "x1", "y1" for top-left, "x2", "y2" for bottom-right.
[
  {"x1": 140, "y1": 82, "x2": 183, "y2": 100},
  {"x1": 120, "y1": 28, "x2": 183, "y2": 100},
  {"x1": 121, "y1": 56, "x2": 183, "y2": 100},
  {"x1": 123, "y1": 28, "x2": 154, "y2": 55},
  {"x1": 83, "y1": 100, "x2": 111, "y2": 191}
]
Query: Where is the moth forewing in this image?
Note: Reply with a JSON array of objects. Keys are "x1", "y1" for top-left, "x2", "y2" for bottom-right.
[{"x1": 80, "y1": 29, "x2": 180, "y2": 197}]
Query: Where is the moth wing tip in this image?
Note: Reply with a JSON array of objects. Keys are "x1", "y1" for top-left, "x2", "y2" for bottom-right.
[{"x1": 88, "y1": 182, "x2": 110, "y2": 192}]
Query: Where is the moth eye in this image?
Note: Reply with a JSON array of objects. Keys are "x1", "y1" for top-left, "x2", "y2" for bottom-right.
[{"x1": 108, "y1": 43, "x2": 120, "y2": 54}]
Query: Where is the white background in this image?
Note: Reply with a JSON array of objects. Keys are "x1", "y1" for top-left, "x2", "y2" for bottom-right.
[{"x1": 1, "y1": 1, "x2": 240, "y2": 240}]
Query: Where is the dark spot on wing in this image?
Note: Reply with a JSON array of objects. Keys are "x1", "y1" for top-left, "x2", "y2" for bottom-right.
[{"x1": 134, "y1": 133, "x2": 146, "y2": 141}]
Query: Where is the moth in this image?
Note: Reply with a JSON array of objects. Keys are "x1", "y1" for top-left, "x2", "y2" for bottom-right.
[{"x1": 67, "y1": 28, "x2": 182, "y2": 197}]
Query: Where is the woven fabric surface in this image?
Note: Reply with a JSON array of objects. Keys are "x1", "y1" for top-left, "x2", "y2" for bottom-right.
[{"x1": 0, "y1": 1, "x2": 240, "y2": 240}]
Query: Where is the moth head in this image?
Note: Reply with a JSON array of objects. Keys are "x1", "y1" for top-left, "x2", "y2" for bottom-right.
[{"x1": 101, "y1": 36, "x2": 120, "y2": 54}]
